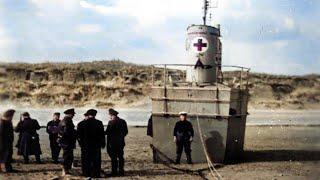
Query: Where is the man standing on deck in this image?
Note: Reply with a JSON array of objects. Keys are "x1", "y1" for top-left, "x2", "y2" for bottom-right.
[
  {"x1": 58, "y1": 109, "x2": 77, "y2": 176},
  {"x1": 46, "y1": 112, "x2": 61, "y2": 164},
  {"x1": 173, "y1": 112, "x2": 194, "y2": 164},
  {"x1": 106, "y1": 108, "x2": 128, "y2": 176},
  {"x1": 77, "y1": 109, "x2": 105, "y2": 178}
]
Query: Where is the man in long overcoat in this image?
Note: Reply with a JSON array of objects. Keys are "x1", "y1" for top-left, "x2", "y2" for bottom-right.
[
  {"x1": 106, "y1": 108, "x2": 128, "y2": 176},
  {"x1": 15, "y1": 112, "x2": 42, "y2": 164},
  {"x1": 77, "y1": 109, "x2": 105, "y2": 178},
  {"x1": 0, "y1": 109, "x2": 15, "y2": 172}
]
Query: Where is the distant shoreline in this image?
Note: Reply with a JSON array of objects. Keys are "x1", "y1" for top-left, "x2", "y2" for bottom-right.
[
  {"x1": 2, "y1": 106, "x2": 320, "y2": 127},
  {"x1": 1, "y1": 102, "x2": 320, "y2": 111}
]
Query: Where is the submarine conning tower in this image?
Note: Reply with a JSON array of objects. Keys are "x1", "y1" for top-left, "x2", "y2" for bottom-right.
[
  {"x1": 186, "y1": 24, "x2": 222, "y2": 84},
  {"x1": 150, "y1": 0, "x2": 250, "y2": 164}
]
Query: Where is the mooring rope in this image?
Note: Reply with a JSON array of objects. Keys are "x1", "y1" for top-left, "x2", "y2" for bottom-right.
[
  {"x1": 187, "y1": 70, "x2": 223, "y2": 179},
  {"x1": 190, "y1": 83, "x2": 223, "y2": 179},
  {"x1": 196, "y1": 113, "x2": 224, "y2": 180}
]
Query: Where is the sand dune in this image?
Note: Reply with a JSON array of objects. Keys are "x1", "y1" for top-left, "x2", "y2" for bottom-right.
[{"x1": 0, "y1": 60, "x2": 319, "y2": 109}]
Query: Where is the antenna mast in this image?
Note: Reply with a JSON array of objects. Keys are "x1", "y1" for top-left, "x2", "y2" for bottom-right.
[{"x1": 203, "y1": 0, "x2": 209, "y2": 25}]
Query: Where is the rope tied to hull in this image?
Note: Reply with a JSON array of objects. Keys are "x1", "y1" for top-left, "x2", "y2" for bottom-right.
[
  {"x1": 196, "y1": 112, "x2": 224, "y2": 180},
  {"x1": 192, "y1": 84, "x2": 224, "y2": 180}
]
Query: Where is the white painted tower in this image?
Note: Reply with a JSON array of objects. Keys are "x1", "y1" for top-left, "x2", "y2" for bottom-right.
[{"x1": 186, "y1": 0, "x2": 222, "y2": 83}]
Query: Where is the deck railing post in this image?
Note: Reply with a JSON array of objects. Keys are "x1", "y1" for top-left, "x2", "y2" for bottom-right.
[
  {"x1": 163, "y1": 65, "x2": 168, "y2": 114},
  {"x1": 240, "y1": 67, "x2": 243, "y2": 89},
  {"x1": 152, "y1": 65, "x2": 154, "y2": 86},
  {"x1": 246, "y1": 69, "x2": 250, "y2": 90}
]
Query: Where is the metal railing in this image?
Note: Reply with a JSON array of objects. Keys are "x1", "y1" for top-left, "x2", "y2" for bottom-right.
[{"x1": 151, "y1": 64, "x2": 251, "y2": 90}]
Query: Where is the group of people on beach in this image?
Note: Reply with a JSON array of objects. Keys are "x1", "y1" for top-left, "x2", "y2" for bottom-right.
[
  {"x1": 0, "y1": 107, "x2": 196, "y2": 178},
  {"x1": 0, "y1": 108, "x2": 128, "y2": 178}
]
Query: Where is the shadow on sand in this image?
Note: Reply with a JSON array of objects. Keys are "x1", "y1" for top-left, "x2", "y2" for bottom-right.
[{"x1": 243, "y1": 150, "x2": 320, "y2": 162}]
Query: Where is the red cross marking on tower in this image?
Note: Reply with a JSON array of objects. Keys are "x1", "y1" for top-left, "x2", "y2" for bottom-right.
[{"x1": 193, "y1": 39, "x2": 207, "y2": 51}]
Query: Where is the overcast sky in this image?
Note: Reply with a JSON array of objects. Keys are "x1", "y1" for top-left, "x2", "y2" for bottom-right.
[{"x1": 0, "y1": 0, "x2": 319, "y2": 75}]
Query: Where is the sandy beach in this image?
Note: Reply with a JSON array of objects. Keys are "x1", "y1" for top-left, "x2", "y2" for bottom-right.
[{"x1": 0, "y1": 125, "x2": 319, "y2": 180}]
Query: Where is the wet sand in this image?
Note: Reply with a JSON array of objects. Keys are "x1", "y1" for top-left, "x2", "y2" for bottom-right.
[{"x1": 1, "y1": 125, "x2": 319, "y2": 180}]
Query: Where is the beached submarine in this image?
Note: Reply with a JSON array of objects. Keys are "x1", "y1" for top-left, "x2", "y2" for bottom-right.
[{"x1": 150, "y1": 0, "x2": 250, "y2": 164}]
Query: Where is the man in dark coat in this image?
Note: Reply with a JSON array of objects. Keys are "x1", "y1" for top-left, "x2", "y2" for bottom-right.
[
  {"x1": 77, "y1": 109, "x2": 105, "y2": 178},
  {"x1": 58, "y1": 108, "x2": 77, "y2": 176},
  {"x1": 15, "y1": 112, "x2": 42, "y2": 164},
  {"x1": 46, "y1": 112, "x2": 61, "y2": 163},
  {"x1": 0, "y1": 109, "x2": 15, "y2": 173},
  {"x1": 173, "y1": 112, "x2": 194, "y2": 164},
  {"x1": 106, "y1": 108, "x2": 128, "y2": 176}
]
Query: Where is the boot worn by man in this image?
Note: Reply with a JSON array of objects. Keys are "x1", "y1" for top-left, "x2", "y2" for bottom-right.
[
  {"x1": 118, "y1": 156, "x2": 125, "y2": 176},
  {"x1": 23, "y1": 156, "x2": 29, "y2": 164},
  {"x1": 175, "y1": 154, "x2": 181, "y2": 164},
  {"x1": 4, "y1": 164, "x2": 19, "y2": 173},
  {"x1": 36, "y1": 155, "x2": 43, "y2": 164},
  {"x1": 187, "y1": 154, "x2": 193, "y2": 164}
]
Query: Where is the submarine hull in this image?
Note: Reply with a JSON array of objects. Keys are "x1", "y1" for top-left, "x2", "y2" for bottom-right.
[{"x1": 151, "y1": 85, "x2": 249, "y2": 163}]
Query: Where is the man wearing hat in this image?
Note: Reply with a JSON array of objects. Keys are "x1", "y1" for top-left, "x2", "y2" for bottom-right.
[
  {"x1": 58, "y1": 108, "x2": 77, "y2": 175},
  {"x1": 173, "y1": 111, "x2": 194, "y2": 164},
  {"x1": 15, "y1": 112, "x2": 42, "y2": 164},
  {"x1": 77, "y1": 109, "x2": 105, "y2": 178},
  {"x1": 46, "y1": 112, "x2": 61, "y2": 163},
  {"x1": 105, "y1": 108, "x2": 128, "y2": 176},
  {"x1": 0, "y1": 109, "x2": 15, "y2": 173}
]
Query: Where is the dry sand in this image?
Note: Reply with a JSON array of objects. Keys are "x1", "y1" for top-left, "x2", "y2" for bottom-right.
[{"x1": 0, "y1": 125, "x2": 319, "y2": 180}]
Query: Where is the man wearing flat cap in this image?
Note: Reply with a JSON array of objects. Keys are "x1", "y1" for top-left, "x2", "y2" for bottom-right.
[
  {"x1": 58, "y1": 108, "x2": 77, "y2": 176},
  {"x1": 173, "y1": 112, "x2": 194, "y2": 164},
  {"x1": 0, "y1": 109, "x2": 16, "y2": 173},
  {"x1": 77, "y1": 109, "x2": 105, "y2": 178},
  {"x1": 46, "y1": 112, "x2": 61, "y2": 163},
  {"x1": 105, "y1": 108, "x2": 128, "y2": 176}
]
